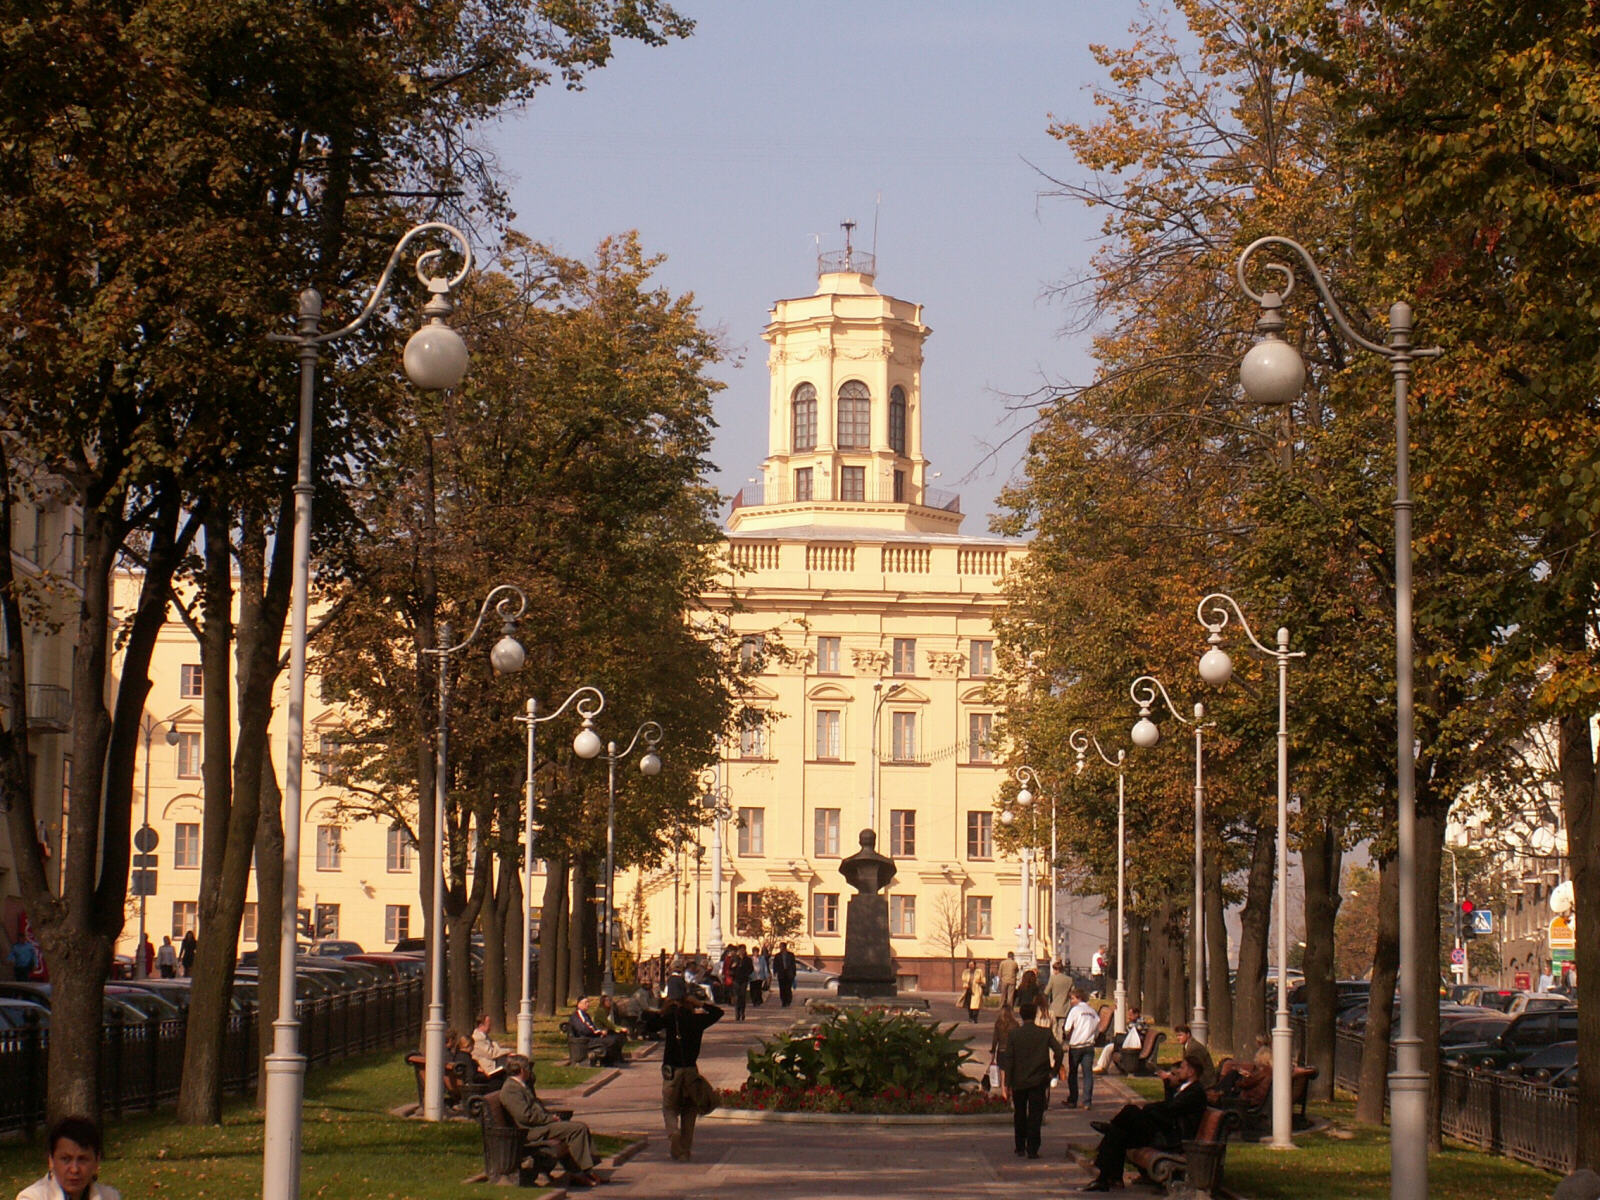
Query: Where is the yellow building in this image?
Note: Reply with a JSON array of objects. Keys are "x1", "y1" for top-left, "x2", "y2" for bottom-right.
[{"x1": 629, "y1": 244, "x2": 1037, "y2": 992}]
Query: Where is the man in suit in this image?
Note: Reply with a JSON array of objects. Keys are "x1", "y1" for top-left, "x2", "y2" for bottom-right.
[
  {"x1": 499, "y1": 1056, "x2": 601, "y2": 1188},
  {"x1": 999, "y1": 951, "x2": 1019, "y2": 1009},
  {"x1": 1006, "y1": 1002, "x2": 1064, "y2": 1159},
  {"x1": 570, "y1": 996, "x2": 626, "y2": 1065},
  {"x1": 773, "y1": 942, "x2": 798, "y2": 1008},
  {"x1": 1083, "y1": 1052, "x2": 1208, "y2": 1191}
]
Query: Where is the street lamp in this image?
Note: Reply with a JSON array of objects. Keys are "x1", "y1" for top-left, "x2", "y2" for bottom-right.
[
  {"x1": 1002, "y1": 766, "x2": 1041, "y2": 966},
  {"x1": 1235, "y1": 235, "x2": 1439, "y2": 1192},
  {"x1": 135, "y1": 716, "x2": 181, "y2": 979},
  {"x1": 419, "y1": 583, "x2": 529, "y2": 1120},
  {"x1": 1070, "y1": 729, "x2": 1129, "y2": 1034},
  {"x1": 701, "y1": 777, "x2": 732, "y2": 959},
  {"x1": 513, "y1": 688, "x2": 606, "y2": 1055},
  {"x1": 263, "y1": 221, "x2": 472, "y2": 1200},
  {"x1": 1195, "y1": 591, "x2": 1304, "y2": 1150},
  {"x1": 593, "y1": 721, "x2": 664, "y2": 996},
  {"x1": 1129, "y1": 674, "x2": 1213, "y2": 1047}
]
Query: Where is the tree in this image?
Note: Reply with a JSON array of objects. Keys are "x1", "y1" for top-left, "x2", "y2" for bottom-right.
[
  {"x1": 758, "y1": 888, "x2": 804, "y2": 944},
  {"x1": 924, "y1": 889, "x2": 969, "y2": 984}
]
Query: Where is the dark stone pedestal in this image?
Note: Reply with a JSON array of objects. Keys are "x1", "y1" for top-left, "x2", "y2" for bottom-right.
[{"x1": 836, "y1": 829, "x2": 898, "y2": 998}]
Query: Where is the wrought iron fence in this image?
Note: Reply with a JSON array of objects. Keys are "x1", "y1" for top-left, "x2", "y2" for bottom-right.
[
  {"x1": 0, "y1": 977, "x2": 423, "y2": 1136},
  {"x1": 1296, "y1": 1021, "x2": 1575, "y2": 1174}
]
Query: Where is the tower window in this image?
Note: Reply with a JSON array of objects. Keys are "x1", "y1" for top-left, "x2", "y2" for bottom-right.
[
  {"x1": 837, "y1": 381, "x2": 871, "y2": 449},
  {"x1": 889, "y1": 386, "x2": 907, "y2": 455},
  {"x1": 795, "y1": 467, "x2": 813, "y2": 502},
  {"x1": 792, "y1": 383, "x2": 818, "y2": 452},
  {"x1": 893, "y1": 470, "x2": 906, "y2": 503},
  {"x1": 839, "y1": 466, "x2": 865, "y2": 502}
]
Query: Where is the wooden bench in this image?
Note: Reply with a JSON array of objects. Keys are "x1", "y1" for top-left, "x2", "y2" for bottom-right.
[
  {"x1": 562, "y1": 1019, "x2": 610, "y2": 1067},
  {"x1": 1229, "y1": 1063, "x2": 1319, "y2": 1134},
  {"x1": 406, "y1": 1052, "x2": 493, "y2": 1117},
  {"x1": 1115, "y1": 1028, "x2": 1166, "y2": 1076},
  {"x1": 478, "y1": 1093, "x2": 574, "y2": 1186},
  {"x1": 1127, "y1": 1106, "x2": 1240, "y2": 1192}
]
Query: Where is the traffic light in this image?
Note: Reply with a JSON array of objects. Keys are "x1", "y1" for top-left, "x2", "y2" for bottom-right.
[
  {"x1": 296, "y1": 908, "x2": 313, "y2": 939},
  {"x1": 1460, "y1": 899, "x2": 1478, "y2": 939},
  {"x1": 316, "y1": 909, "x2": 337, "y2": 938}
]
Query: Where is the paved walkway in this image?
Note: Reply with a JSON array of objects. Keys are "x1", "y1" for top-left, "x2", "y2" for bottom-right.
[{"x1": 540, "y1": 991, "x2": 1135, "y2": 1198}]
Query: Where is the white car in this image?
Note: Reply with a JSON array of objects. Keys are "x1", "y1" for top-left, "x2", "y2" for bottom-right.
[{"x1": 792, "y1": 966, "x2": 840, "y2": 992}]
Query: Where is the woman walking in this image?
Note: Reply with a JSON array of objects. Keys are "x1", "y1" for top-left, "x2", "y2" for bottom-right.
[
  {"x1": 959, "y1": 959, "x2": 986, "y2": 1023},
  {"x1": 990, "y1": 1003, "x2": 1019, "y2": 1100}
]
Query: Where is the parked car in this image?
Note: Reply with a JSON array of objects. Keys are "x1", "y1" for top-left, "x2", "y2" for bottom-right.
[
  {"x1": 1289, "y1": 979, "x2": 1370, "y2": 1017},
  {"x1": 1499, "y1": 1040, "x2": 1577, "y2": 1083},
  {"x1": 1506, "y1": 992, "x2": 1575, "y2": 1016},
  {"x1": 104, "y1": 986, "x2": 182, "y2": 1022},
  {"x1": 392, "y1": 938, "x2": 426, "y2": 954},
  {"x1": 1439, "y1": 1014, "x2": 1512, "y2": 1048},
  {"x1": 1443, "y1": 1008, "x2": 1580, "y2": 1070},
  {"x1": 1545, "y1": 1063, "x2": 1579, "y2": 1090},
  {"x1": 346, "y1": 953, "x2": 426, "y2": 981},
  {"x1": 0, "y1": 982, "x2": 157, "y2": 1025},
  {"x1": 309, "y1": 940, "x2": 364, "y2": 958},
  {"x1": 1455, "y1": 986, "x2": 1517, "y2": 1012},
  {"x1": 0, "y1": 997, "x2": 50, "y2": 1031},
  {"x1": 792, "y1": 966, "x2": 840, "y2": 992}
]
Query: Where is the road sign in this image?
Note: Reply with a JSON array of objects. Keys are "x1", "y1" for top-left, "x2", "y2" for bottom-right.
[
  {"x1": 132, "y1": 852, "x2": 157, "y2": 870},
  {"x1": 131, "y1": 869, "x2": 157, "y2": 896},
  {"x1": 1469, "y1": 909, "x2": 1492, "y2": 935},
  {"x1": 133, "y1": 825, "x2": 159, "y2": 852},
  {"x1": 1450, "y1": 946, "x2": 1466, "y2": 966}
]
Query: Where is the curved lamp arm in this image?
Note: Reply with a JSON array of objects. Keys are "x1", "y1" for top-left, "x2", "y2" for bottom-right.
[
  {"x1": 1014, "y1": 764, "x2": 1040, "y2": 797},
  {"x1": 424, "y1": 584, "x2": 528, "y2": 660},
  {"x1": 1129, "y1": 674, "x2": 1194, "y2": 726},
  {"x1": 307, "y1": 223, "x2": 472, "y2": 347},
  {"x1": 523, "y1": 686, "x2": 606, "y2": 728},
  {"x1": 612, "y1": 720, "x2": 664, "y2": 763},
  {"x1": 1069, "y1": 727, "x2": 1125, "y2": 771}
]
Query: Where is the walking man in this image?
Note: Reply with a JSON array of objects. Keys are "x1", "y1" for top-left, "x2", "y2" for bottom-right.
[
  {"x1": 999, "y1": 951, "x2": 1019, "y2": 1010},
  {"x1": 1005, "y1": 1002, "x2": 1062, "y2": 1159},
  {"x1": 773, "y1": 942, "x2": 797, "y2": 1008},
  {"x1": 1062, "y1": 988, "x2": 1099, "y2": 1109}
]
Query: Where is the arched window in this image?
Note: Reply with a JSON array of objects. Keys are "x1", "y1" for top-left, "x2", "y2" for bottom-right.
[
  {"x1": 791, "y1": 383, "x2": 817, "y2": 451},
  {"x1": 889, "y1": 386, "x2": 907, "y2": 455},
  {"x1": 837, "y1": 380, "x2": 871, "y2": 449}
]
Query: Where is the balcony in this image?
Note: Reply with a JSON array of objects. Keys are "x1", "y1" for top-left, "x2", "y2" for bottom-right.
[
  {"x1": 27, "y1": 684, "x2": 71, "y2": 732},
  {"x1": 730, "y1": 475, "x2": 960, "y2": 513}
]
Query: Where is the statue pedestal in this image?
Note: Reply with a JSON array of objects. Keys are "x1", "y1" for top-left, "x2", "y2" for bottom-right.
[{"x1": 836, "y1": 829, "x2": 898, "y2": 999}]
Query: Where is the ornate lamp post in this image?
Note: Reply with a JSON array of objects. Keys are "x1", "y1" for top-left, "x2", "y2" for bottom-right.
[
  {"x1": 1001, "y1": 765, "x2": 1042, "y2": 966},
  {"x1": 1234, "y1": 235, "x2": 1440, "y2": 1190},
  {"x1": 135, "y1": 716, "x2": 181, "y2": 980},
  {"x1": 1195, "y1": 591, "x2": 1304, "y2": 1150},
  {"x1": 1129, "y1": 675, "x2": 1213, "y2": 1045},
  {"x1": 419, "y1": 584, "x2": 530, "y2": 1119},
  {"x1": 701, "y1": 776, "x2": 732, "y2": 959},
  {"x1": 263, "y1": 222, "x2": 472, "y2": 1200},
  {"x1": 593, "y1": 721, "x2": 664, "y2": 995},
  {"x1": 1070, "y1": 729, "x2": 1128, "y2": 1034},
  {"x1": 513, "y1": 688, "x2": 605, "y2": 1055}
]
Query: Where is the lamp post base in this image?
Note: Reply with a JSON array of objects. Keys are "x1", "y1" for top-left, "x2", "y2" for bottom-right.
[
  {"x1": 1113, "y1": 981, "x2": 1127, "y2": 1036},
  {"x1": 1389, "y1": 1040, "x2": 1430, "y2": 1197},
  {"x1": 516, "y1": 1002, "x2": 534, "y2": 1058},
  {"x1": 422, "y1": 1010, "x2": 447, "y2": 1121},
  {"x1": 1190, "y1": 1007, "x2": 1209, "y2": 1048},
  {"x1": 262, "y1": 1032, "x2": 306, "y2": 1200},
  {"x1": 1271, "y1": 1022, "x2": 1296, "y2": 1149}
]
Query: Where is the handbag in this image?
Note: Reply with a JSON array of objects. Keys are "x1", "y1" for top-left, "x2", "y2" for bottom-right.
[{"x1": 688, "y1": 1071, "x2": 718, "y2": 1116}]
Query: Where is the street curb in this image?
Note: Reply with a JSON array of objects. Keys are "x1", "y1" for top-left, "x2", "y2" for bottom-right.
[
  {"x1": 705, "y1": 1108, "x2": 1014, "y2": 1126},
  {"x1": 606, "y1": 1137, "x2": 649, "y2": 1167},
  {"x1": 580, "y1": 1068, "x2": 621, "y2": 1096}
]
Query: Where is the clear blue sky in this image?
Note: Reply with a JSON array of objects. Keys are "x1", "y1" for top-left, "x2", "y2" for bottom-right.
[{"x1": 489, "y1": 2, "x2": 1134, "y2": 528}]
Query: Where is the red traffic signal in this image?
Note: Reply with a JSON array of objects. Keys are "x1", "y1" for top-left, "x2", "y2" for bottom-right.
[{"x1": 1460, "y1": 899, "x2": 1476, "y2": 915}]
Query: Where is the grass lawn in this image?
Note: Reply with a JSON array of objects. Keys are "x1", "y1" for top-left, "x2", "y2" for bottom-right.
[
  {"x1": 1115, "y1": 1065, "x2": 1556, "y2": 1199},
  {"x1": 0, "y1": 1051, "x2": 628, "y2": 1200}
]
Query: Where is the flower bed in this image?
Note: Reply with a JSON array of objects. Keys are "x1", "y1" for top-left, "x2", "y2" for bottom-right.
[{"x1": 719, "y1": 1083, "x2": 1008, "y2": 1115}]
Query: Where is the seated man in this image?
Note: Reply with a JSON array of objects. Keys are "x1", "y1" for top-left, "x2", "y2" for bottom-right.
[
  {"x1": 471, "y1": 1013, "x2": 510, "y2": 1078},
  {"x1": 1082, "y1": 1052, "x2": 1207, "y2": 1191},
  {"x1": 1159, "y1": 1024, "x2": 1216, "y2": 1090},
  {"x1": 499, "y1": 1055, "x2": 602, "y2": 1188},
  {"x1": 570, "y1": 996, "x2": 627, "y2": 1066}
]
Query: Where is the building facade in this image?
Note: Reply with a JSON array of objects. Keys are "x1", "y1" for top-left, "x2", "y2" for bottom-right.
[{"x1": 627, "y1": 246, "x2": 1040, "y2": 991}]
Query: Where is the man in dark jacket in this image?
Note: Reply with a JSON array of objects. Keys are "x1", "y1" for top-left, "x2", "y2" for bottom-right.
[
  {"x1": 1006, "y1": 1002, "x2": 1064, "y2": 1158},
  {"x1": 773, "y1": 942, "x2": 798, "y2": 1008},
  {"x1": 646, "y1": 994, "x2": 723, "y2": 1162},
  {"x1": 499, "y1": 1056, "x2": 601, "y2": 1187},
  {"x1": 1083, "y1": 1053, "x2": 1208, "y2": 1191}
]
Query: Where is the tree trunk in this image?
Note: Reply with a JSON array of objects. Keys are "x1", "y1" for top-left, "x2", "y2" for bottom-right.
[
  {"x1": 501, "y1": 864, "x2": 523, "y2": 1029},
  {"x1": 536, "y1": 859, "x2": 567, "y2": 1016},
  {"x1": 1416, "y1": 793, "x2": 1446, "y2": 1150},
  {"x1": 1233, "y1": 814, "x2": 1276, "y2": 1060},
  {"x1": 482, "y1": 854, "x2": 508, "y2": 1030},
  {"x1": 568, "y1": 856, "x2": 590, "y2": 1003},
  {"x1": 1126, "y1": 915, "x2": 1145, "y2": 1014},
  {"x1": 1301, "y1": 817, "x2": 1341, "y2": 1101},
  {"x1": 1204, "y1": 849, "x2": 1233, "y2": 1051},
  {"x1": 255, "y1": 763, "x2": 285, "y2": 1100},
  {"x1": 1168, "y1": 903, "x2": 1189, "y2": 1028},
  {"x1": 1558, "y1": 709, "x2": 1599, "y2": 1171},
  {"x1": 554, "y1": 866, "x2": 571, "y2": 1009},
  {"x1": 446, "y1": 805, "x2": 493, "y2": 1033},
  {"x1": 1150, "y1": 902, "x2": 1170, "y2": 1023},
  {"x1": 1356, "y1": 850, "x2": 1400, "y2": 1125}
]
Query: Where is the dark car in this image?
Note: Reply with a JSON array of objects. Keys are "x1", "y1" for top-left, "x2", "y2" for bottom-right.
[
  {"x1": 392, "y1": 938, "x2": 426, "y2": 954},
  {"x1": 1499, "y1": 1040, "x2": 1576, "y2": 1083},
  {"x1": 0, "y1": 997, "x2": 50, "y2": 1031},
  {"x1": 309, "y1": 940, "x2": 364, "y2": 959},
  {"x1": 1443, "y1": 1008, "x2": 1580, "y2": 1069},
  {"x1": 1439, "y1": 1015, "x2": 1512, "y2": 1048},
  {"x1": 1289, "y1": 979, "x2": 1371, "y2": 1018}
]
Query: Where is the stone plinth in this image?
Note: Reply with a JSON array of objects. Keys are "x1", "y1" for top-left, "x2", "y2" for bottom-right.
[{"x1": 837, "y1": 829, "x2": 897, "y2": 998}]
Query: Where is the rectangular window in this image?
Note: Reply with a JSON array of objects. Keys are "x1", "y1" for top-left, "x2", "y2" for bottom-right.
[
  {"x1": 172, "y1": 901, "x2": 198, "y2": 939},
  {"x1": 966, "y1": 895, "x2": 993, "y2": 938},
  {"x1": 794, "y1": 467, "x2": 813, "y2": 502},
  {"x1": 816, "y1": 636, "x2": 841, "y2": 674},
  {"x1": 739, "y1": 634, "x2": 765, "y2": 672},
  {"x1": 837, "y1": 392, "x2": 871, "y2": 449},
  {"x1": 812, "y1": 892, "x2": 839, "y2": 935},
  {"x1": 890, "y1": 711, "x2": 918, "y2": 762},
  {"x1": 893, "y1": 469, "x2": 905, "y2": 503},
  {"x1": 839, "y1": 465, "x2": 865, "y2": 502},
  {"x1": 387, "y1": 825, "x2": 413, "y2": 872},
  {"x1": 738, "y1": 720, "x2": 767, "y2": 759},
  {"x1": 968, "y1": 712, "x2": 995, "y2": 762},
  {"x1": 174, "y1": 822, "x2": 200, "y2": 869},
  {"x1": 735, "y1": 891, "x2": 762, "y2": 936},
  {"x1": 969, "y1": 640, "x2": 994, "y2": 678},
  {"x1": 315, "y1": 825, "x2": 342, "y2": 871},
  {"x1": 314, "y1": 902, "x2": 339, "y2": 939},
  {"x1": 385, "y1": 905, "x2": 410, "y2": 944},
  {"x1": 316, "y1": 735, "x2": 345, "y2": 784},
  {"x1": 180, "y1": 664, "x2": 204, "y2": 699},
  {"x1": 890, "y1": 809, "x2": 916, "y2": 857},
  {"x1": 889, "y1": 894, "x2": 917, "y2": 937},
  {"x1": 176, "y1": 731, "x2": 202, "y2": 778},
  {"x1": 815, "y1": 709, "x2": 842, "y2": 760},
  {"x1": 814, "y1": 807, "x2": 841, "y2": 857},
  {"x1": 892, "y1": 638, "x2": 916, "y2": 676},
  {"x1": 966, "y1": 811, "x2": 993, "y2": 859},
  {"x1": 737, "y1": 807, "x2": 765, "y2": 855},
  {"x1": 241, "y1": 902, "x2": 258, "y2": 944},
  {"x1": 792, "y1": 394, "x2": 817, "y2": 451}
]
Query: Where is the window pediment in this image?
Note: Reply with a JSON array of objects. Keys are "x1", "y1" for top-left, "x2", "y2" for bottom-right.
[{"x1": 806, "y1": 682, "x2": 854, "y2": 703}]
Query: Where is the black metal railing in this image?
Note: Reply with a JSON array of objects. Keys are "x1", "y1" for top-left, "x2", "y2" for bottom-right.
[
  {"x1": 0, "y1": 977, "x2": 423, "y2": 1136},
  {"x1": 1293, "y1": 1020, "x2": 1575, "y2": 1174}
]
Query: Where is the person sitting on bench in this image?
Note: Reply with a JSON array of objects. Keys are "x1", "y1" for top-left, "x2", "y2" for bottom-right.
[
  {"x1": 471, "y1": 1013, "x2": 510, "y2": 1078},
  {"x1": 571, "y1": 996, "x2": 626, "y2": 1066},
  {"x1": 499, "y1": 1055, "x2": 602, "y2": 1188},
  {"x1": 1082, "y1": 1052, "x2": 1207, "y2": 1191}
]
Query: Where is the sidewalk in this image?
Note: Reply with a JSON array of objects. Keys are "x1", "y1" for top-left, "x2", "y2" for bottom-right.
[{"x1": 542, "y1": 991, "x2": 1131, "y2": 1198}]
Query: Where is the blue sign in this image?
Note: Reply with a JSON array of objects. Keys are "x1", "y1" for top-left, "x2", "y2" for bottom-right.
[{"x1": 1469, "y1": 909, "x2": 1493, "y2": 935}]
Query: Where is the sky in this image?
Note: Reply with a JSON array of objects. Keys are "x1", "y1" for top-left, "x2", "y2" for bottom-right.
[{"x1": 487, "y1": 1, "x2": 1140, "y2": 530}]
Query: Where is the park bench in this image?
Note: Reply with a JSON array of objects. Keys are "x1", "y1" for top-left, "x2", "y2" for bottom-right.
[
  {"x1": 1126, "y1": 1106, "x2": 1240, "y2": 1194},
  {"x1": 562, "y1": 1019, "x2": 611, "y2": 1067},
  {"x1": 1228, "y1": 1063, "x2": 1318, "y2": 1134},
  {"x1": 1115, "y1": 1027, "x2": 1166, "y2": 1076},
  {"x1": 405, "y1": 1052, "x2": 494, "y2": 1117},
  {"x1": 478, "y1": 1092, "x2": 575, "y2": 1186}
]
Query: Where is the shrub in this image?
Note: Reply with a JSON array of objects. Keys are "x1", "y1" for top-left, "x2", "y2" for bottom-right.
[
  {"x1": 719, "y1": 1083, "x2": 1009, "y2": 1115},
  {"x1": 744, "y1": 1008, "x2": 972, "y2": 1098}
]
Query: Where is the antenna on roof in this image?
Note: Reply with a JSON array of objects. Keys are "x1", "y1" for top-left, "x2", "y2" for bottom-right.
[{"x1": 872, "y1": 194, "x2": 881, "y2": 261}]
